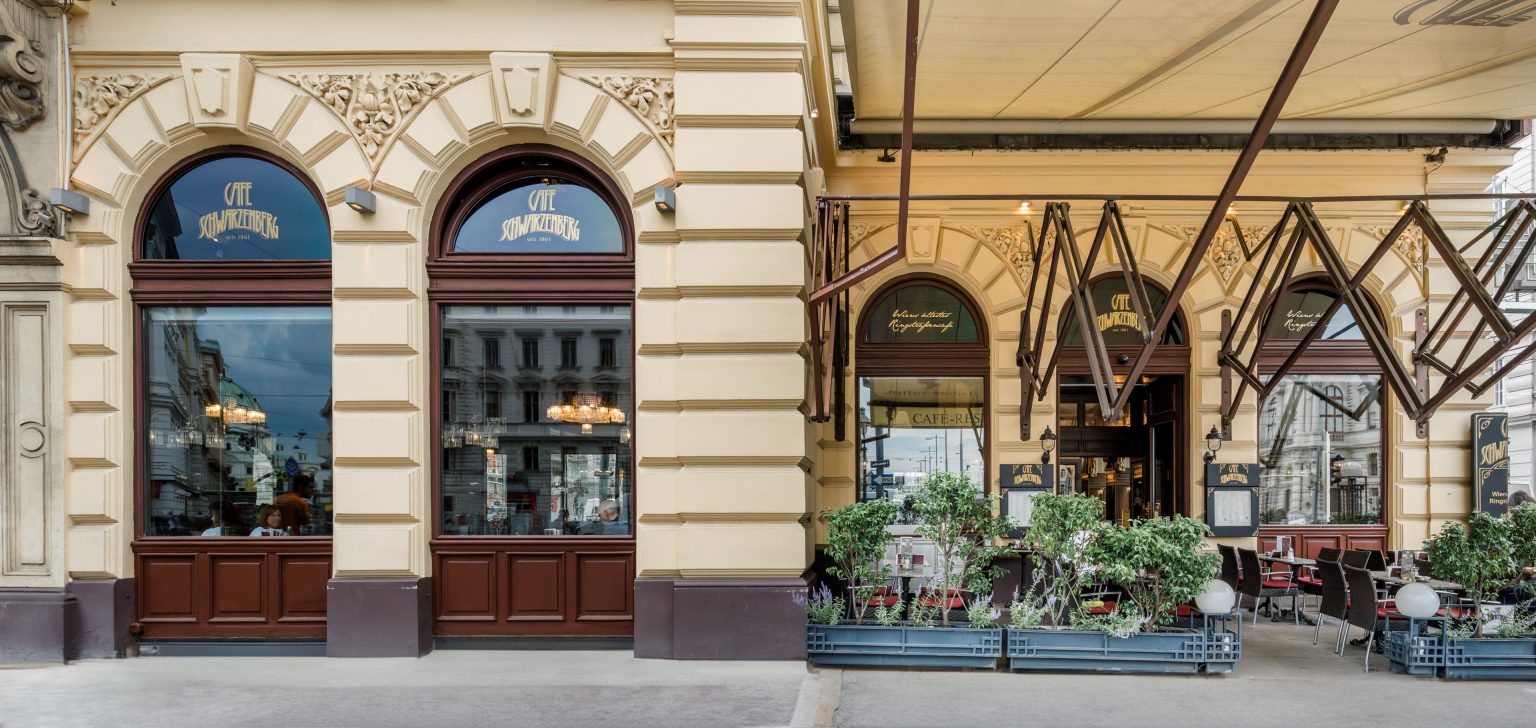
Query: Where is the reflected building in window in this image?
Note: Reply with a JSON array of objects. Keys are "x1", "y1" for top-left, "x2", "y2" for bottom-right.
[{"x1": 440, "y1": 305, "x2": 632, "y2": 536}]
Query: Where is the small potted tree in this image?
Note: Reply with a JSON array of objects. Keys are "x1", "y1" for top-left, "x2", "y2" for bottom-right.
[
  {"x1": 1005, "y1": 493, "x2": 1238, "y2": 674},
  {"x1": 802, "y1": 473, "x2": 1011, "y2": 668},
  {"x1": 1418, "y1": 504, "x2": 1536, "y2": 679}
]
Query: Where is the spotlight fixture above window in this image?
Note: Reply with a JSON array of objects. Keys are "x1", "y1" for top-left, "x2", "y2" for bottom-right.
[
  {"x1": 1016, "y1": 200, "x2": 1032, "y2": 215},
  {"x1": 50, "y1": 188, "x2": 90, "y2": 216},
  {"x1": 654, "y1": 184, "x2": 676, "y2": 214},
  {"x1": 344, "y1": 185, "x2": 376, "y2": 214}
]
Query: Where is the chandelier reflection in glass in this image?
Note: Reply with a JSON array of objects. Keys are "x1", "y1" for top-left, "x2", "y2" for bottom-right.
[
  {"x1": 546, "y1": 391, "x2": 626, "y2": 435},
  {"x1": 442, "y1": 416, "x2": 502, "y2": 449}
]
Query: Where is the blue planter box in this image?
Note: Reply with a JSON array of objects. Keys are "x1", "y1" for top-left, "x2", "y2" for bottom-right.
[
  {"x1": 1442, "y1": 637, "x2": 1536, "y2": 681},
  {"x1": 1383, "y1": 626, "x2": 1443, "y2": 677},
  {"x1": 1006, "y1": 617, "x2": 1241, "y2": 674},
  {"x1": 805, "y1": 623, "x2": 1003, "y2": 669}
]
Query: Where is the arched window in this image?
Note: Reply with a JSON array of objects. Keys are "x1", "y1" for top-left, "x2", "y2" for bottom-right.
[
  {"x1": 428, "y1": 145, "x2": 635, "y2": 637},
  {"x1": 132, "y1": 147, "x2": 333, "y2": 640},
  {"x1": 141, "y1": 154, "x2": 329, "y2": 260},
  {"x1": 1061, "y1": 277, "x2": 1186, "y2": 346},
  {"x1": 855, "y1": 278, "x2": 988, "y2": 504},
  {"x1": 1256, "y1": 280, "x2": 1385, "y2": 530}
]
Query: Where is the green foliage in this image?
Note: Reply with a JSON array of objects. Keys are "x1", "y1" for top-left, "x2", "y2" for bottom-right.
[
  {"x1": 1092, "y1": 515, "x2": 1218, "y2": 632},
  {"x1": 1424, "y1": 504, "x2": 1536, "y2": 637},
  {"x1": 912, "y1": 472, "x2": 1016, "y2": 627},
  {"x1": 1008, "y1": 589, "x2": 1048, "y2": 630},
  {"x1": 907, "y1": 600, "x2": 938, "y2": 628},
  {"x1": 1021, "y1": 493, "x2": 1105, "y2": 625},
  {"x1": 1494, "y1": 604, "x2": 1536, "y2": 639},
  {"x1": 872, "y1": 600, "x2": 904, "y2": 627},
  {"x1": 1069, "y1": 603, "x2": 1145, "y2": 639},
  {"x1": 965, "y1": 593, "x2": 998, "y2": 629},
  {"x1": 800, "y1": 583, "x2": 845, "y2": 626},
  {"x1": 821, "y1": 499, "x2": 899, "y2": 624}
]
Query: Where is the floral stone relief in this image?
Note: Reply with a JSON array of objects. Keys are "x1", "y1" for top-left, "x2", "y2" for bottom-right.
[
  {"x1": 580, "y1": 75, "x2": 674, "y2": 149},
  {"x1": 282, "y1": 71, "x2": 463, "y2": 161},
  {"x1": 1175, "y1": 222, "x2": 1270, "y2": 289},
  {"x1": 964, "y1": 225, "x2": 1035, "y2": 279},
  {"x1": 72, "y1": 74, "x2": 171, "y2": 152}
]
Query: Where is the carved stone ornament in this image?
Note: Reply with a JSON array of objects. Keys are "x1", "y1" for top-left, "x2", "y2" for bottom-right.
[
  {"x1": 849, "y1": 222, "x2": 890, "y2": 247},
  {"x1": 965, "y1": 224, "x2": 1035, "y2": 278},
  {"x1": 1368, "y1": 222, "x2": 1427, "y2": 284},
  {"x1": 0, "y1": 2, "x2": 45, "y2": 129},
  {"x1": 283, "y1": 71, "x2": 462, "y2": 159},
  {"x1": 1176, "y1": 223, "x2": 1270, "y2": 287},
  {"x1": 73, "y1": 74, "x2": 169, "y2": 146},
  {"x1": 581, "y1": 75, "x2": 674, "y2": 148}
]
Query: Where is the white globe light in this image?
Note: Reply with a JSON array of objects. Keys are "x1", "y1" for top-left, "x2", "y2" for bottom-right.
[
  {"x1": 1195, "y1": 579, "x2": 1237, "y2": 614},
  {"x1": 1395, "y1": 582, "x2": 1440, "y2": 619}
]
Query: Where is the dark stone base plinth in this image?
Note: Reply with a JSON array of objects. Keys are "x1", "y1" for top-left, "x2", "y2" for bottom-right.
[
  {"x1": 0, "y1": 588, "x2": 78, "y2": 663},
  {"x1": 635, "y1": 575, "x2": 809, "y2": 660},
  {"x1": 326, "y1": 578, "x2": 431, "y2": 657},
  {"x1": 67, "y1": 578, "x2": 135, "y2": 658}
]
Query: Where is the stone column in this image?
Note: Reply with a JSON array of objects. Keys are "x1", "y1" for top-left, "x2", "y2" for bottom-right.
[
  {"x1": 324, "y1": 197, "x2": 432, "y2": 657},
  {"x1": 0, "y1": 238, "x2": 72, "y2": 662},
  {"x1": 632, "y1": 1, "x2": 814, "y2": 659}
]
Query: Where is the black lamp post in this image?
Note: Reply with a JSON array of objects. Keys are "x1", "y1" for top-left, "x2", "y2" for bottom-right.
[{"x1": 1203, "y1": 426, "x2": 1223, "y2": 465}]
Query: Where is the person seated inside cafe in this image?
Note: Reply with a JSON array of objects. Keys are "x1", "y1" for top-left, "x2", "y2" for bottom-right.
[
  {"x1": 250, "y1": 505, "x2": 287, "y2": 537},
  {"x1": 578, "y1": 499, "x2": 629, "y2": 535}
]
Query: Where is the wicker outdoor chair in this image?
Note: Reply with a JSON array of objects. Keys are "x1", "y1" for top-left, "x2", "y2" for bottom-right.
[
  {"x1": 1343, "y1": 564, "x2": 1403, "y2": 672},
  {"x1": 1313, "y1": 559, "x2": 1350, "y2": 653},
  {"x1": 1239, "y1": 547, "x2": 1301, "y2": 625}
]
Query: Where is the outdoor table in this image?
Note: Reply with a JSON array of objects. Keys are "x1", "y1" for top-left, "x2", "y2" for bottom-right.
[
  {"x1": 1369, "y1": 570, "x2": 1463, "y2": 592},
  {"x1": 1257, "y1": 554, "x2": 1317, "y2": 625}
]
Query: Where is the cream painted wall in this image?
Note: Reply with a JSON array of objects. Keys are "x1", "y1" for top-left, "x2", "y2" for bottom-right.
[
  {"x1": 816, "y1": 148, "x2": 1514, "y2": 551},
  {"x1": 70, "y1": 0, "x2": 674, "y2": 54},
  {"x1": 60, "y1": 0, "x2": 824, "y2": 586}
]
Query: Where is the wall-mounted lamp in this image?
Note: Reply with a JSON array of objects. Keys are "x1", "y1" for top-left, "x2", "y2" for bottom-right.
[
  {"x1": 1224, "y1": 204, "x2": 1237, "y2": 219},
  {"x1": 50, "y1": 188, "x2": 90, "y2": 216},
  {"x1": 344, "y1": 185, "x2": 376, "y2": 214},
  {"x1": 1039, "y1": 426, "x2": 1056, "y2": 467},
  {"x1": 1203, "y1": 425, "x2": 1223, "y2": 465},
  {"x1": 1016, "y1": 199, "x2": 1032, "y2": 215},
  {"x1": 654, "y1": 185, "x2": 676, "y2": 214}
]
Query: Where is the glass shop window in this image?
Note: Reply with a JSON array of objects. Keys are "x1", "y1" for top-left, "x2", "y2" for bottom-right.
[
  {"x1": 140, "y1": 155, "x2": 329, "y2": 261},
  {"x1": 142, "y1": 307, "x2": 333, "y2": 536},
  {"x1": 856, "y1": 376, "x2": 986, "y2": 503},
  {"x1": 440, "y1": 305, "x2": 632, "y2": 536},
  {"x1": 1258, "y1": 373, "x2": 1384, "y2": 526},
  {"x1": 450, "y1": 176, "x2": 623, "y2": 254},
  {"x1": 1262, "y1": 288, "x2": 1363, "y2": 341}
]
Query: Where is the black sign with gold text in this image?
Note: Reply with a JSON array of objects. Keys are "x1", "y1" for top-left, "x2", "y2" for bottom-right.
[
  {"x1": 1205, "y1": 463, "x2": 1260, "y2": 537},
  {"x1": 1473, "y1": 412, "x2": 1510, "y2": 517},
  {"x1": 999, "y1": 464, "x2": 1052, "y2": 537}
]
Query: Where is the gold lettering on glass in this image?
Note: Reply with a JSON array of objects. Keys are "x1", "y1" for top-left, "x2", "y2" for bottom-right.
[
  {"x1": 498, "y1": 187, "x2": 582, "y2": 243},
  {"x1": 198, "y1": 181, "x2": 280, "y2": 242}
]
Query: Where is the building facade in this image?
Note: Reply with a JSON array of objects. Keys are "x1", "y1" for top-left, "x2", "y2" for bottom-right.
[{"x1": 2, "y1": 0, "x2": 1533, "y2": 662}]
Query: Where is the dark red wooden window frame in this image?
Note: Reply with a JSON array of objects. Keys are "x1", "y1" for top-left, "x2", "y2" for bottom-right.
[
  {"x1": 854, "y1": 275, "x2": 991, "y2": 496},
  {"x1": 1256, "y1": 276, "x2": 1390, "y2": 535},
  {"x1": 129, "y1": 146, "x2": 334, "y2": 640}
]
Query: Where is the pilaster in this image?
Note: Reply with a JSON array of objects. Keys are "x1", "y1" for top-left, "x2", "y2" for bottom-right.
[{"x1": 633, "y1": 0, "x2": 813, "y2": 660}]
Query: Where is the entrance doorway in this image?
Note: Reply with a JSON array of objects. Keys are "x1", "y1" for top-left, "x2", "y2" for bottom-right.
[{"x1": 1058, "y1": 375, "x2": 1185, "y2": 523}]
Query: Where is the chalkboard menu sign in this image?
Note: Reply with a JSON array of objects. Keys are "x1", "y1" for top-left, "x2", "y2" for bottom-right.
[
  {"x1": 1473, "y1": 413, "x2": 1510, "y2": 517},
  {"x1": 999, "y1": 464, "x2": 1052, "y2": 538},
  {"x1": 1204, "y1": 463, "x2": 1260, "y2": 537}
]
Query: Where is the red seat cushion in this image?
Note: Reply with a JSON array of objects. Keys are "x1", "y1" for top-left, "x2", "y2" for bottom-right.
[
  {"x1": 1296, "y1": 575, "x2": 1322, "y2": 586},
  {"x1": 1172, "y1": 604, "x2": 1195, "y2": 616},
  {"x1": 1262, "y1": 578, "x2": 1295, "y2": 589},
  {"x1": 863, "y1": 595, "x2": 900, "y2": 607},
  {"x1": 1085, "y1": 600, "x2": 1118, "y2": 615},
  {"x1": 1438, "y1": 607, "x2": 1473, "y2": 619}
]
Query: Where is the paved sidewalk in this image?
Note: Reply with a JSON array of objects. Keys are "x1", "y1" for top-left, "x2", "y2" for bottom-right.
[{"x1": 3, "y1": 620, "x2": 1536, "y2": 728}]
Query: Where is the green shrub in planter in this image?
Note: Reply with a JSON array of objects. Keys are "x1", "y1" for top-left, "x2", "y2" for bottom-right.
[
  {"x1": 912, "y1": 472, "x2": 1015, "y2": 627},
  {"x1": 1020, "y1": 493, "x2": 1106, "y2": 626},
  {"x1": 1425, "y1": 503, "x2": 1536, "y2": 637},
  {"x1": 1092, "y1": 515, "x2": 1218, "y2": 632},
  {"x1": 820, "y1": 498, "x2": 898, "y2": 624}
]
